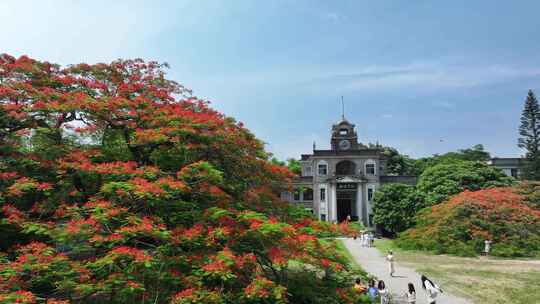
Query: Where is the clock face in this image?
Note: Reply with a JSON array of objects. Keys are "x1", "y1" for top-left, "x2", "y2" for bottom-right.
[{"x1": 339, "y1": 139, "x2": 351, "y2": 150}]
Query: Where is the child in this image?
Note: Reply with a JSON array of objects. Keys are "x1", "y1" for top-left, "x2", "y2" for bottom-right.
[
  {"x1": 378, "y1": 280, "x2": 390, "y2": 304},
  {"x1": 367, "y1": 279, "x2": 378, "y2": 300},
  {"x1": 353, "y1": 278, "x2": 367, "y2": 294},
  {"x1": 404, "y1": 282, "x2": 416, "y2": 304}
]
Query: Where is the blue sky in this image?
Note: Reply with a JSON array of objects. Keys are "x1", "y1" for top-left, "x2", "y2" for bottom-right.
[{"x1": 2, "y1": 1, "x2": 540, "y2": 159}]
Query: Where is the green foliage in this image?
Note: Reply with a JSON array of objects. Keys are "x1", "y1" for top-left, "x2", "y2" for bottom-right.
[
  {"x1": 410, "y1": 144, "x2": 491, "y2": 176},
  {"x1": 286, "y1": 158, "x2": 302, "y2": 175},
  {"x1": 378, "y1": 144, "x2": 490, "y2": 176},
  {"x1": 518, "y1": 90, "x2": 540, "y2": 158},
  {"x1": 523, "y1": 155, "x2": 540, "y2": 181},
  {"x1": 416, "y1": 160, "x2": 514, "y2": 206},
  {"x1": 518, "y1": 90, "x2": 540, "y2": 180},
  {"x1": 372, "y1": 183, "x2": 424, "y2": 235},
  {"x1": 516, "y1": 181, "x2": 540, "y2": 210},
  {"x1": 381, "y1": 147, "x2": 417, "y2": 176}
]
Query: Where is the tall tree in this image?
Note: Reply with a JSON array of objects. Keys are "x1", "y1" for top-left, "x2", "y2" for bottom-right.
[
  {"x1": 0, "y1": 54, "x2": 367, "y2": 304},
  {"x1": 518, "y1": 90, "x2": 540, "y2": 180}
]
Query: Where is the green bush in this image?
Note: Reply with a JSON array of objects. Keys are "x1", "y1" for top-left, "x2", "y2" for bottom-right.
[
  {"x1": 416, "y1": 161, "x2": 515, "y2": 206},
  {"x1": 372, "y1": 183, "x2": 425, "y2": 235}
]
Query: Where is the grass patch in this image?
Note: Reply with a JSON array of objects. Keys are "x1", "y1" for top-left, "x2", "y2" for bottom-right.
[
  {"x1": 335, "y1": 239, "x2": 362, "y2": 271},
  {"x1": 373, "y1": 239, "x2": 540, "y2": 304},
  {"x1": 373, "y1": 239, "x2": 401, "y2": 254}
]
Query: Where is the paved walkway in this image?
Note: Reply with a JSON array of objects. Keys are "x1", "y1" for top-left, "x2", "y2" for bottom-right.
[{"x1": 341, "y1": 238, "x2": 472, "y2": 304}]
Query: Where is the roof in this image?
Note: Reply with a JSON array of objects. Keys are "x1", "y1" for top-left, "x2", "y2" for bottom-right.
[
  {"x1": 489, "y1": 157, "x2": 527, "y2": 167},
  {"x1": 301, "y1": 149, "x2": 385, "y2": 160},
  {"x1": 334, "y1": 118, "x2": 352, "y2": 126}
]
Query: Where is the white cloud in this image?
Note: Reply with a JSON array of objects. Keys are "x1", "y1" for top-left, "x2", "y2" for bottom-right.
[
  {"x1": 335, "y1": 63, "x2": 540, "y2": 91},
  {"x1": 323, "y1": 12, "x2": 345, "y2": 23}
]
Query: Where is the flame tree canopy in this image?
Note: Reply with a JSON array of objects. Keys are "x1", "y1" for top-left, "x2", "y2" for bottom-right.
[
  {"x1": 0, "y1": 55, "x2": 366, "y2": 304},
  {"x1": 397, "y1": 187, "x2": 540, "y2": 257}
]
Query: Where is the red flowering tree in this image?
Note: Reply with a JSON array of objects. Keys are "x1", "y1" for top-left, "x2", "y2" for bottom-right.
[
  {"x1": 0, "y1": 55, "x2": 367, "y2": 303},
  {"x1": 397, "y1": 187, "x2": 540, "y2": 257}
]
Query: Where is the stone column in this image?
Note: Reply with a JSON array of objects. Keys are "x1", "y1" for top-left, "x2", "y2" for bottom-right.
[
  {"x1": 330, "y1": 183, "x2": 337, "y2": 222},
  {"x1": 356, "y1": 184, "x2": 364, "y2": 226}
]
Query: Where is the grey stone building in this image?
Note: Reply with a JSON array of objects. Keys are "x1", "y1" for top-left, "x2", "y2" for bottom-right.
[
  {"x1": 281, "y1": 117, "x2": 415, "y2": 227},
  {"x1": 488, "y1": 157, "x2": 527, "y2": 179}
]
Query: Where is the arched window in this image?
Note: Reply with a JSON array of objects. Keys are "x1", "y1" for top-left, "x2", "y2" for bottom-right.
[{"x1": 336, "y1": 160, "x2": 356, "y2": 175}]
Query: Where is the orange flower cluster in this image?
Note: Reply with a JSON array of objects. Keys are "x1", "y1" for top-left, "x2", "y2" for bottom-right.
[{"x1": 399, "y1": 187, "x2": 540, "y2": 257}]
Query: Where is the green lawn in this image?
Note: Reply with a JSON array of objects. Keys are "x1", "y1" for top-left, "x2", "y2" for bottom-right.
[
  {"x1": 373, "y1": 239, "x2": 540, "y2": 304},
  {"x1": 335, "y1": 239, "x2": 362, "y2": 271}
]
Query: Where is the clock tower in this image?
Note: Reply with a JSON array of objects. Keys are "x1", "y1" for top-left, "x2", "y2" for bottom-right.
[{"x1": 331, "y1": 118, "x2": 360, "y2": 150}]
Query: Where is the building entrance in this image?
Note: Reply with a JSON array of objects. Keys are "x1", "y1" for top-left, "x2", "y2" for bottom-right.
[{"x1": 336, "y1": 189, "x2": 356, "y2": 222}]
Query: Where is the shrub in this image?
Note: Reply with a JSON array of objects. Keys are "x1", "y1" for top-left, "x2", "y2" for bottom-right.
[
  {"x1": 516, "y1": 181, "x2": 540, "y2": 210},
  {"x1": 397, "y1": 188, "x2": 540, "y2": 257},
  {"x1": 372, "y1": 183, "x2": 425, "y2": 235},
  {"x1": 416, "y1": 161, "x2": 515, "y2": 206}
]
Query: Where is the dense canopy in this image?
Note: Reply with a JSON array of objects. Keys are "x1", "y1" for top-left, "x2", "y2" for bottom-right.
[
  {"x1": 0, "y1": 55, "x2": 365, "y2": 304},
  {"x1": 416, "y1": 160, "x2": 514, "y2": 206}
]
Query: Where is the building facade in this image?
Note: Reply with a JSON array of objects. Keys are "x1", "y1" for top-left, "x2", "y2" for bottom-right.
[
  {"x1": 488, "y1": 157, "x2": 527, "y2": 179},
  {"x1": 282, "y1": 117, "x2": 414, "y2": 227}
]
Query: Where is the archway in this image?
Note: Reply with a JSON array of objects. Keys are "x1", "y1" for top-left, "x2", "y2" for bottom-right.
[{"x1": 336, "y1": 160, "x2": 356, "y2": 176}]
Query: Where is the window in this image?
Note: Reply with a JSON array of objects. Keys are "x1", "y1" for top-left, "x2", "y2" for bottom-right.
[
  {"x1": 367, "y1": 188, "x2": 374, "y2": 202},
  {"x1": 511, "y1": 168, "x2": 518, "y2": 178},
  {"x1": 336, "y1": 160, "x2": 356, "y2": 175},
  {"x1": 320, "y1": 188, "x2": 326, "y2": 202},
  {"x1": 293, "y1": 190, "x2": 300, "y2": 201},
  {"x1": 304, "y1": 166, "x2": 312, "y2": 176},
  {"x1": 321, "y1": 214, "x2": 326, "y2": 221},
  {"x1": 365, "y1": 163, "x2": 376, "y2": 175},
  {"x1": 318, "y1": 164, "x2": 328, "y2": 175},
  {"x1": 303, "y1": 188, "x2": 313, "y2": 201}
]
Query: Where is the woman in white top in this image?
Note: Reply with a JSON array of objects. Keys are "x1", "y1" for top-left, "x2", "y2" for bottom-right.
[
  {"x1": 377, "y1": 280, "x2": 390, "y2": 304},
  {"x1": 386, "y1": 251, "x2": 395, "y2": 277},
  {"x1": 421, "y1": 275, "x2": 443, "y2": 304},
  {"x1": 484, "y1": 239, "x2": 492, "y2": 256},
  {"x1": 404, "y1": 282, "x2": 416, "y2": 304}
]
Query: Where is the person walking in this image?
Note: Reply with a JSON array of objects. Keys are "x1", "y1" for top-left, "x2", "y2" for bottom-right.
[
  {"x1": 377, "y1": 280, "x2": 390, "y2": 304},
  {"x1": 484, "y1": 239, "x2": 492, "y2": 256},
  {"x1": 421, "y1": 275, "x2": 443, "y2": 304},
  {"x1": 361, "y1": 232, "x2": 367, "y2": 247},
  {"x1": 386, "y1": 251, "x2": 395, "y2": 277},
  {"x1": 403, "y1": 282, "x2": 416, "y2": 304},
  {"x1": 367, "y1": 232, "x2": 373, "y2": 247}
]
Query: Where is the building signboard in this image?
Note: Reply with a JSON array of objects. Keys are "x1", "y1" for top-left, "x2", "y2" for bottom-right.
[{"x1": 337, "y1": 183, "x2": 357, "y2": 190}]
